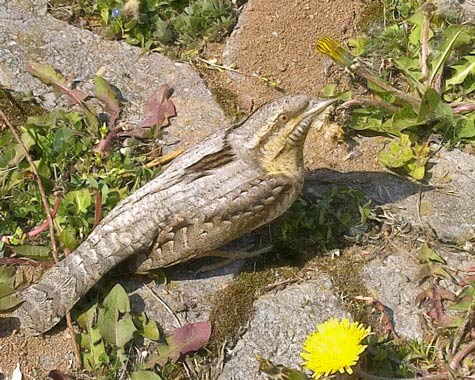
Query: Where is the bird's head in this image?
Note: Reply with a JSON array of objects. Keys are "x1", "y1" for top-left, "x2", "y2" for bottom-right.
[{"x1": 233, "y1": 95, "x2": 337, "y2": 177}]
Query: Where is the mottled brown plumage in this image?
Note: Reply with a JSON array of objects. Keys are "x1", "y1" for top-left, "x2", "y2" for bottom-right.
[{"x1": 15, "y1": 95, "x2": 336, "y2": 335}]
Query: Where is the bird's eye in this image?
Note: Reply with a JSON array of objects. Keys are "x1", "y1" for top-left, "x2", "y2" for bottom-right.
[{"x1": 278, "y1": 113, "x2": 289, "y2": 123}]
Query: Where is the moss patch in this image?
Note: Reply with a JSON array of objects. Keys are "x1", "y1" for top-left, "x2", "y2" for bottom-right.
[
  {"x1": 209, "y1": 84, "x2": 244, "y2": 121},
  {"x1": 0, "y1": 89, "x2": 44, "y2": 126},
  {"x1": 208, "y1": 267, "x2": 292, "y2": 350}
]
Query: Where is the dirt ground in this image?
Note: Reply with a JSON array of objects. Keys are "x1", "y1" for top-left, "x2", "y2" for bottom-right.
[
  {"x1": 201, "y1": 0, "x2": 382, "y2": 173},
  {"x1": 0, "y1": 0, "x2": 378, "y2": 378}
]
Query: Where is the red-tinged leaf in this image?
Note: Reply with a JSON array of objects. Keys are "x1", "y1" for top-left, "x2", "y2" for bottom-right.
[
  {"x1": 48, "y1": 369, "x2": 74, "y2": 380},
  {"x1": 418, "y1": 286, "x2": 456, "y2": 326},
  {"x1": 145, "y1": 321, "x2": 211, "y2": 367},
  {"x1": 27, "y1": 62, "x2": 88, "y2": 106},
  {"x1": 171, "y1": 321, "x2": 211, "y2": 354},
  {"x1": 94, "y1": 76, "x2": 121, "y2": 126},
  {"x1": 140, "y1": 85, "x2": 176, "y2": 128},
  {"x1": 354, "y1": 296, "x2": 400, "y2": 340},
  {"x1": 459, "y1": 276, "x2": 475, "y2": 287}
]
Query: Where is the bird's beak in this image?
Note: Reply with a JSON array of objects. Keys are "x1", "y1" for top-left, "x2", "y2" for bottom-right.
[{"x1": 303, "y1": 98, "x2": 338, "y2": 118}]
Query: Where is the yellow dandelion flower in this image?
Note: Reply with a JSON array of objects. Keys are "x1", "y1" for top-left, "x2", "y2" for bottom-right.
[
  {"x1": 315, "y1": 37, "x2": 354, "y2": 68},
  {"x1": 301, "y1": 318, "x2": 370, "y2": 379}
]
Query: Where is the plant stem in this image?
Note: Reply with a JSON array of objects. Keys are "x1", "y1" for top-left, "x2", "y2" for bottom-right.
[
  {"x1": 351, "y1": 62, "x2": 421, "y2": 109},
  {"x1": 0, "y1": 110, "x2": 59, "y2": 263},
  {"x1": 452, "y1": 103, "x2": 475, "y2": 114},
  {"x1": 63, "y1": 247, "x2": 83, "y2": 366},
  {"x1": 0, "y1": 110, "x2": 82, "y2": 368},
  {"x1": 451, "y1": 287, "x2": 475, "y2": 355},
  {"x1": 421, "y1": 3, "x2": 435, "y2": 82},
  {"x1": 450, "y1": 340, "x2": 475, "y2": 370},
  {"x1": 27, "y1": 196, "x2": 61, "y2": 238},
  {"x1": 94, "y1": 191, "x2": 102, "y2": 229},
  {"x1": 341, "y1": 98, "x2": 398, "y2": 113}
]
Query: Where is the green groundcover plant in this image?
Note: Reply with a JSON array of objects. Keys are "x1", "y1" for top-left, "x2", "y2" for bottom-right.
[
  {"x1": 78, "y1": 0, "x2": 239, "y2": 53},
  {"x1": 317, "y1": 0, "x2": 475, "y2": 180}
]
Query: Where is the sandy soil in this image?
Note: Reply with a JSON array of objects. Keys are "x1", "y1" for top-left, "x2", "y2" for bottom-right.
[{"x1": 201, "y1": 0, "x2": 383, "y2": 174}]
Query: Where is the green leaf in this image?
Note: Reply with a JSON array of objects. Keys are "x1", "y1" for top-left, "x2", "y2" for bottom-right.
[
  {"x1": 146, "y1": 322, "x2": 211, "y2": 367},
  {"x1": 456, "y1": 118, "x2": 475, "y2": 139},
  {"x1": 394, "y1": 56, "x2": 425, "y2": 84},
  {"x1": 59, "y1": 227, "x2": 79, "y2": 250},
  {"x1": 79, "y1": 327, "x2": 109, "y2": 372},
  {"x1": 76, "y1": 303, "x2": 97, "y2": 331},
  {"x1": 0, "y1": 293, "x2": 21, "y2": 310},
  {"x1": 53, "y1": 127, "x2": 74, "y2": 153},
  {"x1": 143, "y1": 319, "x2": 160, "y2": 341},
  {"x1": 154, "y1": 18, "x2": 174, "y2": 44},
  {"x1": 94, "y1": 76, "x2": 121, "y2": 116},
  {"x1": 406, "y1": 162, "x2": 425, "y2": 180},
  {"x1": 446, "y1": 55, "x2": 475, "y2": 87},
  {"x1": 131, "y1": 370, "x2": 163, "y2": 380},
  {"x1": 316, "y1": 80, "x2": 350, "y2": 100},
  {"x1": 348, "y1": 36, "x2": 367, "y2": 56},
  {"x1": 11, "y1": 245, "x2": 51, "y2": 258},
  {"x1": 418, "y1": 243, "x2": 447, "y2": 264},
  {"x1": 26, "y1": 112, "x2": 63, "y2": 127},
  {"x1": 359, "y1": 200, "x2": 373, "y2": 224},
  {"x1": 0, "y1": 267, "x2": 21, "y2": 310},
  {"x1": 349, "y1": 108, "x2": 384, "y2": 131},
  {"x1": 76, "y1": 303, "x2": 110, "y2": 371},
  {"x1": 382, "y1": 106, "x2": 419, "y2": 135},
  {"x1": 407, "y1": 13, "x2": 427, "y2": 46},
  {"x1": 27, "y1": 62, "x2": 67, "y2": 96},
  {"x1": 65, "y1": 189, "x2": 92, "y2": 214},
  {"x1": 0, "y1": 144, "x2": 22, "y2": 168},
  {"x1": 97, "y1": 284, "x2": 137, "y2": 347},
  {"x1": 82, "y1": 108, "x2": 100, "y2": 131},
  {"x1": 100, "y1": 7, "x2": 109, "y2": 24},
  {"x1": 367, "y1": 81, "x2": 396, "y2": 103},
  {"x1": 442, "y1": 25, "x2": 473, "y2": 49},
  {"x1": 417, "y1": 88, "x2": 453, "y2": 123},
  {"x1": 102, "y1": 283, "x2": 131, "y2": 313},
  {"x1": 407, "y1": 142, "x2": 430, "y2": 180},
  {"x1": 0, "y1": 130, "x2": 34, "y2": 170},
  {"x1": 26, "y1": 62, "x2": 88, "y2": 105},
  {"x1": 429, "y1": 28, "x2": 463, "y2": 86},
  {"x1": 320, "y1": 84, "x2": 337, "y2": 97},
  {"x1": 450, "y1": 300, "x2": 472, "y2": 311},
  {"x1": 134, "y1": 312, "x2": 161, "y2": 340},
  {"x1": 378, "y1": 134, "x2": 414, "y2": 168}
]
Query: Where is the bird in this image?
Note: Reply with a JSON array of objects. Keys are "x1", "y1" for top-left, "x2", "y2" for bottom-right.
[{"x1": 15, "y1": 95, "x2": 336, "y2": 335}]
